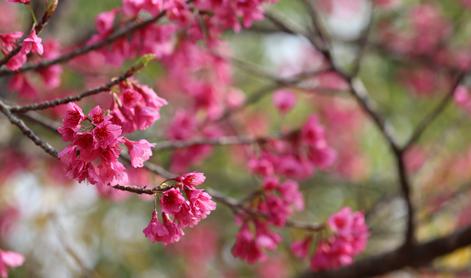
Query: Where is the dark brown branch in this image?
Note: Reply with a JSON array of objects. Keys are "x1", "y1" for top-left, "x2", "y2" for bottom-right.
[{"x1": 299, "y1": 223, "x2": 471, "y2": 278}]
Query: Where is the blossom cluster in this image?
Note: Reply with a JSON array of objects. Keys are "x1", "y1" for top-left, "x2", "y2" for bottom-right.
[
  {"x1": 291, "y1": 207, "x2": 368, "y2": 270},
  {"x1": 57, "y1": 80, "x2": 166, "y2": 196},
  {"x1": 92, "y1": 0, "x2": 278, "y2": 67},
  {"x1": 230, "y1": 176, "x2": 304, "y2": 263},
  {"x1": 0, "y1": 30, "x2": 43, "y2": 71},
  {"x1": 0, "y1": 1, "x2": 63, "y2": 98},
  {"x1": 231, "y1": 219, "x2": 281, "y2": 263},
  {"x1": 249, "y1": 115, "x2": 336, "y2": 180},
  {"x1": 230, "y1": 115, "x2": 336, "y2": 263},
  {"x1": 143, "y1": 172, "x2": 216, "y2": 245}
]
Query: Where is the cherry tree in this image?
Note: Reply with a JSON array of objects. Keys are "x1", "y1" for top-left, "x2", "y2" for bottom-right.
[{"x1": 0, "y1": 0, "x2": 470, "y2": 277}]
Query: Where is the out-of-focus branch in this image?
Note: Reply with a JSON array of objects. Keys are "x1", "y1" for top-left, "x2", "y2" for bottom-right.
[
  {"x1": 217, "y1": 67, "x2": 333, "y2": 122},
  {"x1": 351, "y1": 2, "x2": 374, "y2": 77},
  {"x1": 153, "y1": 134, "x2": 279, "y2": 151},
  {"x1": 404, "y1": 72, "x2": 466, "y2": 150}
]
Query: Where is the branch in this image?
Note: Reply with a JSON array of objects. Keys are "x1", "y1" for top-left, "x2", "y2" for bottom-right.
[
  {"x1": 404, "y1": 72, "x2": 466, "y2": 150},
  {"x1": 0, "y1": 99, "x2": 58, "y2": 158},
  {"x1": 0, "y1": 11, "x2": 166, "y2": 77},
  {"x1": 217, "y1": 67, "x2": 332, "y2": 122},
  {"x1": 153, "y1": 134, "x2": 279, "y2": 151},
  {"x1": 9, "y1": 62, "x2": 145, "y2": 113},
  {"x1": 299, "y1": 223, "x2": 471, "y2": 278}
]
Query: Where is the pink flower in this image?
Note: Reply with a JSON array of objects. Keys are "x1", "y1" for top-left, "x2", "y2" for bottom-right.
[
  {"x1": 166, "y1": 110, "x2": 197, "y2": 140},
  {"x1": 7, "y1": 0, "x2": 30, "y2": 4},
  {"x1": 8, "y1": 74, "x2": 37, "y2": 98},
  {"x1": 96, "y1": 160, "x2": 128, "y2": 186},
  {"x1": 231, "y1": 220, "x2": 281, "y2": 263},
  {"x1": 111, "y1": 82, "x2": 167, "y2": 133},
  {"x1": 96, "y1": 10, "x2": 116, "y2": 34},
  {"x1": 301, "y1": 116, "x2": 326, "y2": 145},
  {"x1": 173, "y1": 201, "x2": 197, "y2": 227},
  {"x1": 0, "y1": 32, "x2": 22, "y2": 53},
  {"x1": 5, "y1": 50, "x2": 27, "y2": 71},
  {"x1": 258, "y1": 194, "x2": 290, "y2": 226},
  {"x1": 279, "y1": 180, "x2": 304, "y2": 211},
  {"x1": 232, "y1": 224, "x2": 264, "y2": 263},
  {"x1": 123, "y1": 138, "x2": 154, "y2": 168},
  {"x1": 88, "y1": 106, "x2": 109, "y2": 125},
  {"x1": 273, "y1": 90, "x2": 296, "y2": 113},
  {"x1": 310, "y1": 207, "x2": 368, "y2": 270},
  {"x1": 248, "y1": 154, "x2": 275, "y2": 177},
  {"x1": 0, "y1": 250, "x2": 24, "y2": 278},
  {"x1": 310, "y1": 240, "x2": 353, "y2": 271},
  {"x1": 92, "y1": 122, "x2": 122, "y2": 149},
  {"x1": 160, "y1": 188, "x2": 186, "y2": 214},
  {"x1": 185, "y1": 187, "x2": 216, "y2": 220},
  {"x1": 58, "y1": 105, "x2": 135, "y2": 187},
  {"x1": 3, "y1": 30, "x2": 42, "y2": 70},
  {"x1": 177, "y1": 172, "x2": 206, "y2": 187},
  {"x1": 122, "y1": 0, "x2": 146, "y2": 17},
  {"x1": 23, "y1": 30, "x2": 43, "y2": 55},
  {"x1": 454, "y1": 85, "x2": 471, "y2": 114},
  {"x1": 37, "y1": 40, "x2": 62, "y2": 88},
  {"x1": 291, "y1": 236, "x2": 312, "y2": 259},
  {"x1": 58, "y1": 103, "x2": 85, "y2": 141},
  {"x1": 143, "y1": 211, "x2": 184, "y2": 245}
]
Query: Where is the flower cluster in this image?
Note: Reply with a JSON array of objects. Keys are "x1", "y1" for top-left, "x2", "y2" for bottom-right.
[
  {"x1": 249, "y1": 115, "x2": 336, "y2": 180},
  {"x1": 258, "y1": 177, "x2": 304, "y2": 226},
  {"x1": 232, "y1": 219, "x2": 281, "y2": 263},
  {"x1": 143, "y1": 172, "x2": 216, "y2": 245},
  {"x1": 230, "y1": 177, "x2": 303, "y2": 263},
  {"x1": 58, "y1": 103, "x2": 155, "y2": 191},
  {"x1": 0, "y1": 30, "x2": 43, "y2": 71},
  {"x1": 111, "y1": 80, "x2": 168, "y2": 133},
  {"x1": 291, "y1": 207, "x2": 368, "y2": 271},
  {"x1": 0, "y1": 250, "x2": 24, "y2": 278},
  {"x1": 229, "y1": 115, "x2": 336, "y2": 263}
]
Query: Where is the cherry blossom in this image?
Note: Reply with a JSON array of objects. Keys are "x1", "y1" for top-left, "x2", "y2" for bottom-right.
[{"x1": 0, "y1": 250, "x2": 24, "y2": 278}]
